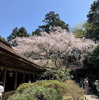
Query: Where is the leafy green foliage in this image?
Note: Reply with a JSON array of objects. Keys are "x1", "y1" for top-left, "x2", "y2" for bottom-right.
[
  {"x1": 39, "y1": 67, "x2": 73, "y2": 82},
  {"x1": 55, "y1": 69, "x2": 74, "y2": 82},
  {"x1": 86, "y1": 0, "x2": 99, "y2": 42},
  {"x1": 9, "y1": 80, "x2": 84, "y2": 100},
  {"x1": 0, "y1": 35, "x2": 7, "y2": 43},
  {"x1": 71, "y1": 21, "x2": 88, "y2": 38},
  {"x1": 73, "y1": 29, "x2": 87, "y2": 38},
  {"x1": 32, "y1": 28, "x2": 41, "y2": 36},
  {"x1": 8, "y1": 86, "x2": 63, "y2": 100},
  {"x1": 17, "y1": 27, "x2": 30, "y2": 37},
  {"x1": 17, "y1": 80, "x2": 68, "y2": 96},
  {"x1": 85, "y1": 22, "x2": 99, "y2": 42},
  {"x1": 87, "y1": 0, "x2": 99, "y2": 24},
  {"x1": 71, "y1": 21, "x2": 86, "y2": 32},
  {"x1": 39, "y1": 11, "x2": 69, "y2": 33},
  {"x1": 83, "y1": 45, "x2": 99, "y2": 68},
  {"x1": 7, "y1": 27, "x2": 18, "y2": 42},
  {"x1": 42, "y1": 80, "x2": 68, "y2": 96},
  {"x1": 7, "y1": 27, "x2": 30, "y2": 42},
  {"x1": 64, "y1": 80, "x2": 84, "y2": 100},
  {"x1": 71, "y1": 20, "x2": 99, "y2": 41},
  {"x1": 39, "y1": 70, "x2": 56, "y2": 80}
]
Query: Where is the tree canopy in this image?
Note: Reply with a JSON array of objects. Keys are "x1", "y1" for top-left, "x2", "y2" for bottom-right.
[
  {"x1": 72, "y1": 0, "x2": 99, "y2": 42},
  {"x1": 10, "y1": 26, "x2": 97, "y2": 69},
  {"x1": 86, "y1": 0, "x2": 99, "y2": 42},
  {"x1": 83, "y1": 45, "x2": 99, "y2": 68},
  {"x1": 32, "y1": 28, "x2": 41, "y2": 36},
  {"x1": 87, "y1": 0, "x2": 99, "y2": 24},
  {"x1": 71, "y1": 21, "x2": 88, "y2": 38},
  {"x1": 73, "y1": 29, "x2": 87, "y2": 38},
  {"x1": 7, "y1": 27, "x2": 30, "y2": 42},
  {"x1": 0, "y1": 35, "x2": 7, "y2": 43},
  {"x1": 39, "y1": 11, "x2": 69, "y2": 33}
]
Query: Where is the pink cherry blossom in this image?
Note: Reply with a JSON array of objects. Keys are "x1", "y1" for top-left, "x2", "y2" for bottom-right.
[{"x1": 10, "y1": 26, "x2": 98, "y2": 68}]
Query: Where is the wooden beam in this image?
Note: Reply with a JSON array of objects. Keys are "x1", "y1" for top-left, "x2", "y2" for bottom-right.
[
  {"x1": 0, "y1": 58, "x2": 42, "y2": 74},
  {"x1": 14, "y1": 71, "x2": 17, "y2": 89},
  {"x1": 0, "y1": 66, "x2": 39, "y2": 75},
  {"x1": 2, "y1": 69, "x2": 6, "y2": 91},
  {"x1": 0, "y1": 50, "x2": 45, "y2": 72}
]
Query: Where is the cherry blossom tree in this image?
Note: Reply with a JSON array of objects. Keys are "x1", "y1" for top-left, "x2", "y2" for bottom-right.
[{"x1": 9, "y1": 26, "x2": 98, "y2": 71}]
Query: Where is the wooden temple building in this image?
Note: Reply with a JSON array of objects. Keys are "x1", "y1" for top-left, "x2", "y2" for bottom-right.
[{"x1": 0, "y1": 40, "x2": 46, "y2": 99}]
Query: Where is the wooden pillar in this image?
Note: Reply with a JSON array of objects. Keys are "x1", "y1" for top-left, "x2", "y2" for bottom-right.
[
  {"x1": 14, "y1": 71, "x2": 17, "y2": 89},
  {"x1": 23, "y1": 72, "x2": 25, "y2": 83},
  {"x1": 2, "y1": 69, "x2": 6, "y2": 91},
  {"x1": 33, "y1": 74, "x2": 35, "y2": 82}
]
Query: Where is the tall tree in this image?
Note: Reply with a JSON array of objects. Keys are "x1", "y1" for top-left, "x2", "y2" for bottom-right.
[
  {"x1": 17, "y1": 27, "x2": 30, "y2": 37},
  {"x1": 32, "y1": 28, "x2": 41, "y2": 36},
  {"x1": 87, "y1": 0, "x2": 99, "y2": 24},
  {"x1": 10, "y1": 26, "x2": 97, "y2": 69},
  {"x1": 83, "y1": 45, "x2": 99, "y2": 68},
  {"x1": 86, "y1": 0, "x2": 99, "y2": 42},
  {"x1": 7, "y1": 27, "x2": 30, "y2": 42},
  {"x1": 70, "y1": 21, "x2": 88, "y2": 38},
  {"x1": 0, "y1": 35, "x2": 7, "y2": 43},
  {"x1": 39, "y1": 11, "x2": 69, "y2": 33},
  {"x1": 10, "y1": 26, "x2": 97, "y2": 80},
  {"x1": 7, "y1": 27, "x2": 18, "y2": 42}
]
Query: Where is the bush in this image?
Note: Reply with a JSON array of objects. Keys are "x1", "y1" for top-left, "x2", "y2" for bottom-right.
[
  {"x1": 8, "y1": 86, "x2": 63, "y2": 100},
  {"x1": 42, "y1": 80, "x2": 68, "y2": 96},
  {"x1": 55, "y1": 69, "x2": 74, "y2": 82},
  {"x1": 79, "y1": 97, "x2": 85, "y2": 100},
  {"x1": 17, "y1": 80, "x2": 53, "y2": 92},
  {"x1": 17, "y1": 80, "x2": 68, "y2": 96},
  {"x1": 64, "y1": 80, "x2": 85, "y2": 100}
]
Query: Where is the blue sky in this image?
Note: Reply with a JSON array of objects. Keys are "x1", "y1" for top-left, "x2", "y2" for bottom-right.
[{"x1": 0, "y1": 0, "x2": 95, "y2": 40}]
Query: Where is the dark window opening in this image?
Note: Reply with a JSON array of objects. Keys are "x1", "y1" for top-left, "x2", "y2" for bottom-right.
[
  {"x1": 5, "y1": 70, "x2": 15, "y2": 92},
  {"x1": 25, "y1": 73, "x2": 29, "y2": 83},
  {"x1": 17, "y1": 72, "x2": 23, "y2": 87}
]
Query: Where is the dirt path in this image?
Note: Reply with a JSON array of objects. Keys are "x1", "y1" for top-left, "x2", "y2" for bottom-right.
[{"x1": 84, "y1": 95, "x2": 99, "y2": 100}]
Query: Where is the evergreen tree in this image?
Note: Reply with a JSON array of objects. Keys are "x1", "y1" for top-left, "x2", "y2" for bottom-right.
[
  {"x1": 32, "y1": 28, "x2": 41, "y2": 36},
  {"x1": 17, "y1": 27, "x2": 30, "y2": 37},
  {"x1": 0, "y1": 35, "x2": 7, "y2": 43},
  {"x1": 7, "y1": 27, "x2": 18, "y2": 42},
  {"x1": 83, "y1": 45, "x2": 99, "y2": 68},
  {"x1": 86, "y1": 0, "x2": 99, "y2": 42},
  {"x1": 39, "y1": 11, "x2": 69, "y2": 33},
  {"x1": 7, "y1": 27, "x2": 30, "y2": 42},
  {"x1": 87, "y1": 0, "x2": 99, "y2": 24}
]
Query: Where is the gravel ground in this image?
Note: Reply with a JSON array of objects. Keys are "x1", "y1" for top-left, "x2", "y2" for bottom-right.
[{"x1": 84, "y1": 95, "x2": 99, "y2": 100}]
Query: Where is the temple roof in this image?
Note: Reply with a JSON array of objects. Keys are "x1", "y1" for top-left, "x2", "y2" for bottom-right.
[{"x1": 0, "y1": 40, "x2": 46, "y2": 74}]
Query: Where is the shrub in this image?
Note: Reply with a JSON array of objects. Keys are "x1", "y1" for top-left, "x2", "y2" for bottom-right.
[
  {"x1": 80, "y1": 97, "x2": 85, "y2": 100},
  {"x1": 42, "y1": 80, "x2": 68, "y2": 96},
  {"x1": 8, "y1": 86, "x2": 63, "y2": 100},
  {"x1": 17, "y1": 80, "x2": 52, "y2": 92},
  {"x1": 17, "y1": 80, "x2": 68, "y2": 96},
  {"x1": 64, "y1": 80, "x2": 85, "y2": 100},
  {"x1": 55, "y1": 69, "x2": 74, "y2": 82}
]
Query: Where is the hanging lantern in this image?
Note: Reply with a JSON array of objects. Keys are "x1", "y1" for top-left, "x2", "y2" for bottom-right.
[{"x1": 9, "y1": 72, "x2": 13, "y2": 77}]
